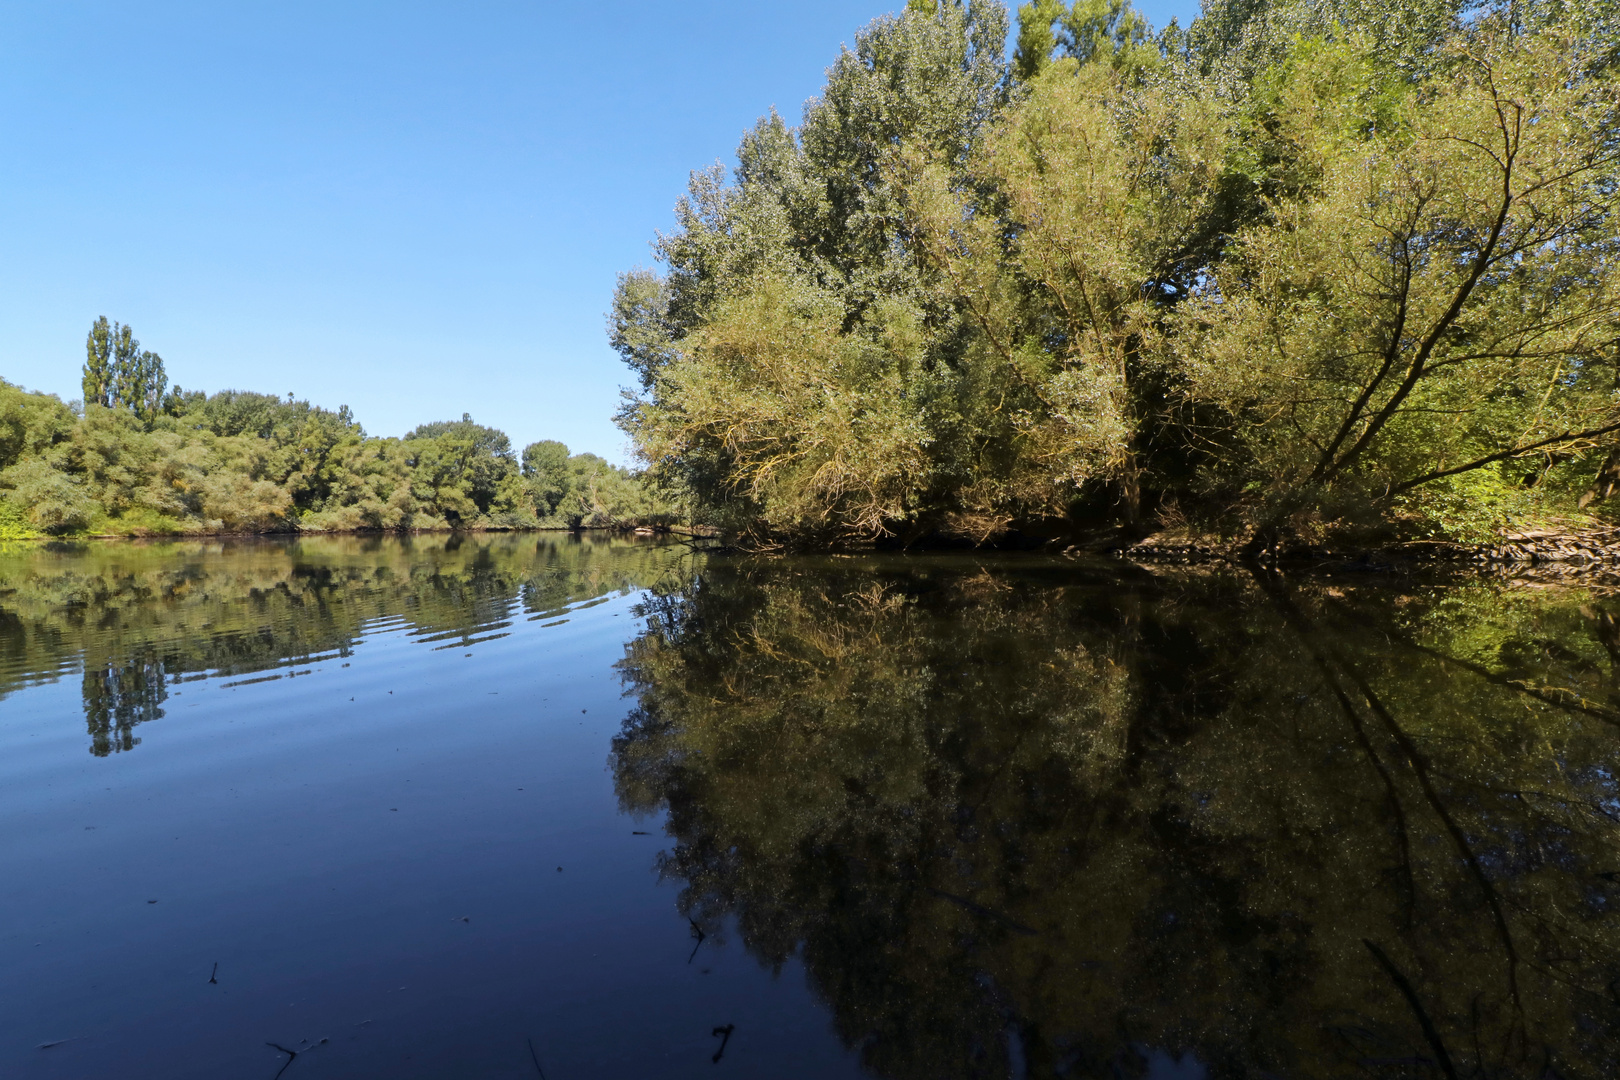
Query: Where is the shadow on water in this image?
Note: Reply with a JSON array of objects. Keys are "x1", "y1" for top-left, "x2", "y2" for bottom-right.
[
  {"x1": 611, "y1": 555, "x2": 1620, "y2": 1079},
  {"x1": 0, "y1": 533, "x2": 690, "y2": 756}
]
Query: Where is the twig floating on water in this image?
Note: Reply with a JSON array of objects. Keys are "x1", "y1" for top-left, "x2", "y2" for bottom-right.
[
  {"x1": 711, "y1": 1023, "x2": 734, "y2": 1063},
  {"x1": 527, "y1": 1037, "x2": 549, "y2": 1079},
  {"x1": 266, "y1": 1042, "x2": 298, "y2": 1080},
  {"x1": 687, "y1": 918, "x2": 706, "y2": 964}
]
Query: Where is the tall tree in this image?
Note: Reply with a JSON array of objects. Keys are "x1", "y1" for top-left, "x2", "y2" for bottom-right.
[
  {"x1": 612, "y1": 1, "x2": 1013, "y2": 541},
  {"x1": 82, "y1": 317, "x2": 116, "y2": 407},
  {"x1": 82, "y1": 316, "x2": 168, "y2": 420}
]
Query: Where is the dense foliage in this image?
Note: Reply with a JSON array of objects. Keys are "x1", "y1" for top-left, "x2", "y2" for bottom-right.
[
  {"x1": 0, "y1": 334, "x2": 671, "y2": 536},
  {"x1": 612, "y1": 0, "x2": 1620, "y2": 546}
]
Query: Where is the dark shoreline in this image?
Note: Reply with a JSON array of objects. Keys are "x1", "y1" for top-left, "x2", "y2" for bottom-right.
[
  {"x1": 8, "y1": 524, "x2": 1620, "y2": 583},
  {"x1": 2, "y1": 524, "x2": 687, "y2": 543},
  {"x1": 1097, "y1": 524, "x2": 1620, "y2": 570}
]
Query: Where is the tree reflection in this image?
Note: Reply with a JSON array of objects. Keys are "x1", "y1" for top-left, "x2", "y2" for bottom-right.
[
  {"x1": 83, "y1": 655, "x2": 166, "y2": 756},
  {"x1": 0, "y1": 534, "x2": 687, "y2": 756},
  {"x1": 613, "y1": 557, "x2": 1620, "y2": 1078}
]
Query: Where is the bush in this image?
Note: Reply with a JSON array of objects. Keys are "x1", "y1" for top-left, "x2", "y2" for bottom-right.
[{"x1": 0, "y1": 458, "x2": 99, "y2": 534}]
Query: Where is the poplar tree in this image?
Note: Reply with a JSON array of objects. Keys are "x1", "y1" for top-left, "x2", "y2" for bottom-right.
[{"x1": 82, "y1": 316, "x2": 168, "y2": 420}]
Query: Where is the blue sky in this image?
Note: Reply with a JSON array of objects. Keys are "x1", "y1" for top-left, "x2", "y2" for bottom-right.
[{"x1": 0, "y1": 1, "x2": 1200, "y2": 459}]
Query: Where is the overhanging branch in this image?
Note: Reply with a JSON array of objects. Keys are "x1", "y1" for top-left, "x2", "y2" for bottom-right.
[{"x1": 1387, "y1": 418, "x2": 1620, "y2": 497}]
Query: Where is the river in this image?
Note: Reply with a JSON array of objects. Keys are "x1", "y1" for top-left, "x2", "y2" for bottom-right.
[{"x1": 0, "y1": 535, "x2": 1616, "y2": 1078}]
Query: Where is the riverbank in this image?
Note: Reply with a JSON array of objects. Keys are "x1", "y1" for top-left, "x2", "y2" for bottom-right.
[
  {"x1": 8, "y1": 509, "x2": 1617, "y2": 576},
  {"x1": 0, "y1": 521, "x2": 696, "y2": 543},
  {"x1": 1088, "y1": 522, "x2": 1620, "y2": 574},
  {"x1": 0, "y1": 501, "x2": 696, "y2": 540}
]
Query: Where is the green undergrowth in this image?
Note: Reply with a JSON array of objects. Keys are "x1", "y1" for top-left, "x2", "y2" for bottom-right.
[{"x1": 0, "y1": 500, "x2": 40, "y2": 540}]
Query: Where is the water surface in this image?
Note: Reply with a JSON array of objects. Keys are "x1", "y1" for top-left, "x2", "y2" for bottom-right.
[{"x1": 1, "y1": 536, "x2": 1617, "y2": 1078}]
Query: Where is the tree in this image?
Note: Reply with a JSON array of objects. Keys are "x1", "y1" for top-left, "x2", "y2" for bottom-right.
[
  {"x1": 1, "y1": 458, "x2": 97, "y2": 533},
  {"x1": 83, "y1": 316, "x2": 169, "y2": 421},
  {"x1": 404, "y1": 414, "x2": 524, "y2": 524},
  {"x1": 0, "y1": 380, "x2": 75, "y2": 470},
  {"x1": 1177, "y1": 27, "x2": 1620, "y2": 537},
  {"x1": 1014, "y1": 0, "x2": 1159, "y2": 80},
  {"x1": 521, "y1": 439, "x2": 574, "y2": 516},
  {"x1": 612, "y1": 1, "x2": 1012, "y2": 541},
  {"x1": 16, "y1": 321, "x2": 671, "y2": 535},
  {"x1": 82, "y1": 317, "x2": 114, "y2": 408},
  {"x1": 899, "y1": 53, "x2": 1229, "y2": 527},
  {"x1": 613, "y1": 0, "x2": 1620, "y2": 546}
]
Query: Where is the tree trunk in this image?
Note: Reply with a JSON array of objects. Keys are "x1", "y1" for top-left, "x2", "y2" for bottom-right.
[
  {"x1": 1119, "y1": 459, "x2": 1140, "y2": 526},
  {"x1": 1579, "y1": 447, "x2": 1620, "y2": 509}
]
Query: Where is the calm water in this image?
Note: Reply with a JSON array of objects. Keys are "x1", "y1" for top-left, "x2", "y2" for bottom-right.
[{"x1": 0, "y1": 537, "x2": 1616, "y2": 1078}]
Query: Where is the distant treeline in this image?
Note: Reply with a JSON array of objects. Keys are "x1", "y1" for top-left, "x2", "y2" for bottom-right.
[
  {"x1": 0, "y1": 318, "x2": 672, "y2": 537},
  {"x1": 612, "y1": 0, "x2": 1620, "y2": 547}
]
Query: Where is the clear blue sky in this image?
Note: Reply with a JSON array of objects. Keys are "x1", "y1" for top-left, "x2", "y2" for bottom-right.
[{"x1": 0, "y1": 1, "x2": 1200, "y2": 460}]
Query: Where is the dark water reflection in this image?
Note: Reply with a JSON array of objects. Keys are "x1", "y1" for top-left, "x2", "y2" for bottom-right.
[
  {"x1": 0, "y1": 533, "x2": 680, "y2": 757},
  {"x1": 612, "y1": 556, "x2": 1620, "y2": 1079},
  {"x1": 1, "y1": 538, "x2": 1617, "y2": 1077}
]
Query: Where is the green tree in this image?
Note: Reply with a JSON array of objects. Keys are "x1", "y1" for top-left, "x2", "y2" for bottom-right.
[
  {"x1": 83, "y1": 316, "x2": 169, "y2": 420},
  {"x1": 900, "y1": 51, "x2": 1229, "y2": 528},
  {"x1": 613, "y1": 1, "x2": 1011, "y2": 541},
  {"x1": 1178, "y1": 27, "x2": 1620, "y2": 540},
  {"x1": 0, "y1": 379, "x2": 75, "y2": 470},
  {"x1": 613, "y1": 0, "x2": 1620, "y2": 547},
  {"x1": 1014, "y1": 0, "x2": 1159, "y2": 80},
  {"x1": 1, "y1": 458, "x2": 97, "y2": 533},
  {"x1": 403, "y1": 414, "x2": 524, "y2": 524},
  {"x1": 82, "y1": 317, "x2": 114, "y2": 408},
  {"x1": 521, "y1": 439, "x2": 574, "y2": 516}
]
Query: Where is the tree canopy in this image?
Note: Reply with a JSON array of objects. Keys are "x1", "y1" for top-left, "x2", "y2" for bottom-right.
[
  {"x1": 0, "y1": 322, "x2": 671, "y2": 537},
  {"x1": 613, "y1": 0, "x2": 1620, "y2": 548}
]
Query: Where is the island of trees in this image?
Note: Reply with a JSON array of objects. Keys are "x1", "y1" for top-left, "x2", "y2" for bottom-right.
[
  {"x1": 611, "y1": 0, "x2": 1620, "y2": 550},
  {"x1": 0, "y1": 318, "x2": 669, "y2": 538}
]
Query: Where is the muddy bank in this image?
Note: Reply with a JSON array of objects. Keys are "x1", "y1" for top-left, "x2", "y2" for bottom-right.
[{"x1": 1078, "y1": 524, "x2": 1620, "y2": 577}]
